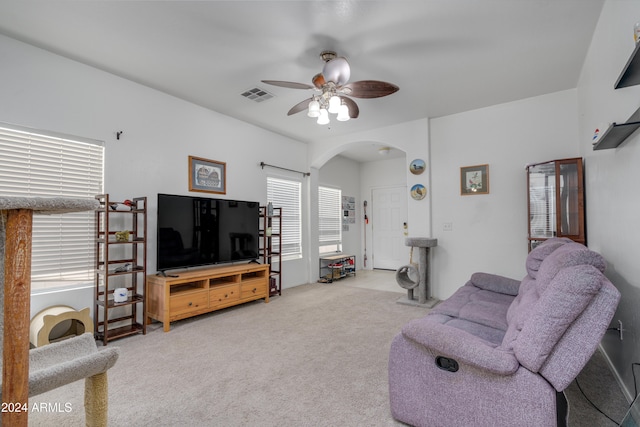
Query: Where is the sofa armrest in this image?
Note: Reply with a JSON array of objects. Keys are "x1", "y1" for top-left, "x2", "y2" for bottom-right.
[
  {"x1": 469, "y1": 272, "x2": 521, "y2": 296},
  {"x1": 401, "y1": 318, "x2": 519, "y2": 375}
]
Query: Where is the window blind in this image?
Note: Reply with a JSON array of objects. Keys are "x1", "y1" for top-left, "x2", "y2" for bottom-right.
[
  {"x1": 267, "y1": 177, "x2": 301, "y2": 259},
  {"x1": 0, "y1": 124, "x2": 104, "y2": 290},
  {"x1": 528, "y1": 169, "x2": 556, "y2": 239},
  {"x1": 318, "y1": 186, "x2": 341, "y2": 250}
]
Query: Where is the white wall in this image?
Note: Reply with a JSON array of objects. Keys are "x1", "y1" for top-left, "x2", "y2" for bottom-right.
[
  {"x1": 0, "y1": 34, "x2": 311, "y2": 318},
  {"x1": 577, "y1": 0, "x2": 640, "y2": 401},
  {"x1": 430, "y1": 89, "x2": 580, "y2": 299}
]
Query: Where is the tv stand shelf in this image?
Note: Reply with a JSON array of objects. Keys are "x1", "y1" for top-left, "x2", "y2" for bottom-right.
[{"x1": 146, "y1": 263, "x2": 269, "y2": 332}]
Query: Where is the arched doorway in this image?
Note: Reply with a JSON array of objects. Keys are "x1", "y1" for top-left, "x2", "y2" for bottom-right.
[{"x1": 315, "y1": 141, "x2": 408, "y2": 273}]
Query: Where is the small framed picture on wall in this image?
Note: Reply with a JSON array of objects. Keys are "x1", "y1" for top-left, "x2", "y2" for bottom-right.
[
  {"x1": 188, "y1": 156, "x2": 226, "y2": 194},
  {"x1": 460, "y1": 164, "x2": 489, "y2": 195}
]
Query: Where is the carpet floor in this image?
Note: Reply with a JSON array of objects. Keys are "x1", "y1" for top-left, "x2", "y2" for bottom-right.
[{"x1": 27, "y1": 274, "x2": 630, "y2": 426}]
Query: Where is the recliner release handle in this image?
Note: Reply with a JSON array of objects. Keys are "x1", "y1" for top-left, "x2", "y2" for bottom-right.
[{"x1": 435, "y1": 356, "x2": 459, "y2": 372}]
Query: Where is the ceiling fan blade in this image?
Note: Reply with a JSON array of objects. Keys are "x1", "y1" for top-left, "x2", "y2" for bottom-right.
[
  {"x1": 340, "y1": 96, "x2": 359, "y2": 119},
  {"x1": 341, "y1": 80, "x2": 399, "y2": 99},
  {"x1": 261, "y1": 80, "x2": 314, "y2": 90},
  {"x1": 287, "y1": 98, "x2": 313, "y2": 116}
]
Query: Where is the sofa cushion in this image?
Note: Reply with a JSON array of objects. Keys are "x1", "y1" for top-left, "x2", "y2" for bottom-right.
[
  {"x1": 443, "y1": 317, "x2": 507, "y2": 346},
  {"x1": 525, "y1": 238, "x2": 570, "y2": 278},
  {"x1": 535, "y1": 243, "x2": 606, "y2": 294},
  {"x1": 401, "y1": 315, "x2": 519, "y2": 374},
  {"x1": 506, "y1": 242, "x2": 606, "y2": 335},
  {"x1": 512, "y1": 264, "x2": 604, "y2": 371},
  {"x1": 504, "y1": 276, "x2": 538, "y2": 329},
  {"x1": 538, "y1": 280, "x2": 621, "y2": 391},
  {"x1": 469, "y1": 272, "x2": 521, "y2": 296},
  {"x1": 430, "y1": 283, "x2": 515, "y2": 331},
  {"x1": 419, "y1": 313, "x2": 507, "y2": 346}
]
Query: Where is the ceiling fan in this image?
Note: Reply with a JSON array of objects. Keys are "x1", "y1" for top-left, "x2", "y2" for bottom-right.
[{"x1": 262, "y1": 50, "x2": 399, "y2": 124}]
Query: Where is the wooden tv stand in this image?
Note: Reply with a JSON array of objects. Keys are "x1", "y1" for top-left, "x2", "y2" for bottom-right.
[{"x1": 146, "y1": 263, "x2": 269, "y2": 332}]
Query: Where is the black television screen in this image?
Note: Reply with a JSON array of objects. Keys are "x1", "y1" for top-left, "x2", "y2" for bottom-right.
[{"x1": 157, "y1": 194, "x2": 260, "y2": 272}]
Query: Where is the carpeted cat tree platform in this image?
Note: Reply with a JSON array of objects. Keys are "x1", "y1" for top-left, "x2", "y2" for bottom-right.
[{"x1": 0, "y1": 197, "x2": 119, "y2": 426}]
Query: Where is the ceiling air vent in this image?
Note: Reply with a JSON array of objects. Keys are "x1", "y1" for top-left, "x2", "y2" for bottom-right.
[{"x1": 241, "y1": 87, "x2": 274, "y2": 103}]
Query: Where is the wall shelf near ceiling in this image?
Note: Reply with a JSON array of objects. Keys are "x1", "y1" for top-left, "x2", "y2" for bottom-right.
[
  {"x1": 593, "y1": 105, "x2": 640, "y2": 150},
  {"x1": 615, "y1": 40, "x2": 640, "y2": 89},
  {"x1": 595, "y1": 40, "x2": 640, "y2": 150}
]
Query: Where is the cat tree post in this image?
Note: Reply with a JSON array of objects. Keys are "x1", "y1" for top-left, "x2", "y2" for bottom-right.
[
  {"x1": 2, "y1": 209, "x2": 32, "y2": 426},
  {"x1": 0, "y1": 197, "x2": 99, "y2": 426},
  {"x1": 397, "y1": 237, "x2": 439, "y2": 308}
]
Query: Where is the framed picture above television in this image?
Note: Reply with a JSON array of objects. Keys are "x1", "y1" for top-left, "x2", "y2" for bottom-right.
[{"x1": 188, "y1": 155, "x2": 226, "y2": 194}]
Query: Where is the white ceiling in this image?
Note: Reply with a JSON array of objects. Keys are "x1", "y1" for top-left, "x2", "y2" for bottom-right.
[{"x1": 0, "y1": 1, "x2": 604, "y2": 162}]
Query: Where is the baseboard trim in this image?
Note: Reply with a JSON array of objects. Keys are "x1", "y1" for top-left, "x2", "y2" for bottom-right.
[{"x1": 598, "y1": 343, "x2": 634, "y2": 405}]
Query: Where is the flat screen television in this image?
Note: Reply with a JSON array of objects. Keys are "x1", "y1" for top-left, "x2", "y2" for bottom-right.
[{"x1": 156, "y1": 193, "x2": 260, "y2": 272}]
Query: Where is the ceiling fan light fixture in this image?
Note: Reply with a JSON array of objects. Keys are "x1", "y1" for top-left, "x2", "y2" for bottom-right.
[
  {"x1": 322, "y1": 56, "x2": 351, "y2": 86},
  {"x1": 337, "y1": 103, "x2": 350, "y2": 121},
  {"x1": 317, "y1": 108, "x2": 330, "y2": 125},
  {"x1": 307, "y1": 99, "x2": 320, "y2": 117},
  {"x1": 328, "y1": 95, "x2": 341, "y2": 114},
  {"x1": 262, "y1": 50, "x2": 398, "y2": 126}
]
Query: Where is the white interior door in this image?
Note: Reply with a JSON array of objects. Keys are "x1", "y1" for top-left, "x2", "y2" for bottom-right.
[{"x1": 372, "y1": 186, "x2": 407, "y2": 270}]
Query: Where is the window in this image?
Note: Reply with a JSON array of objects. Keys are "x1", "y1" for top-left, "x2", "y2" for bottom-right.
[
  {"x1": 0, "y1": 123, "x2": 104, "y2": 291},
  {"x1": 267, "y1": 177, "x2": 301, "y2": 259},
  {"x1": 318, "y1": 186, "x2": 342, "y2": 254}
]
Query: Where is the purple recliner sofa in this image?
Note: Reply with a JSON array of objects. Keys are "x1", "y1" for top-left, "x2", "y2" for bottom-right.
[{"x1": 388, "y1": 238, "x2": 621, "y2": 427}]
